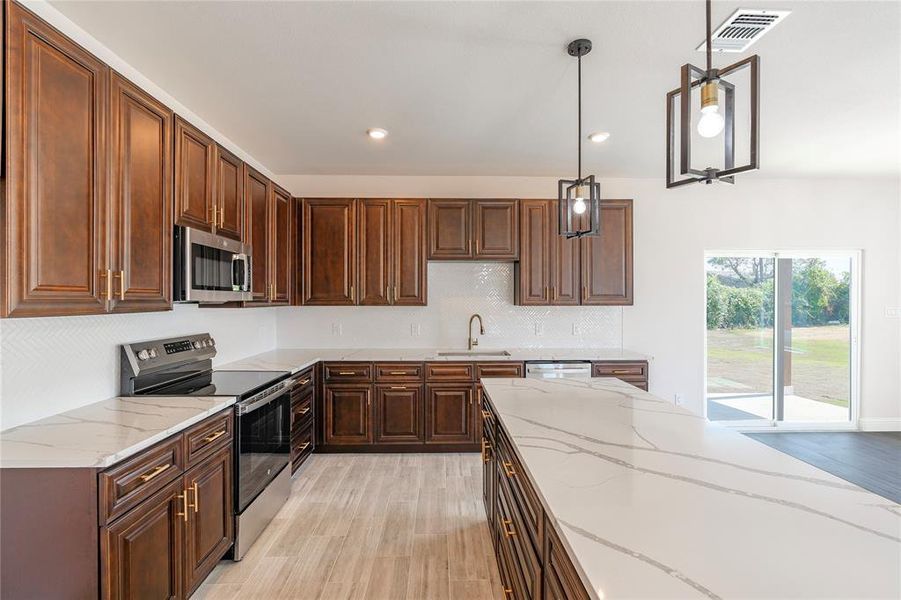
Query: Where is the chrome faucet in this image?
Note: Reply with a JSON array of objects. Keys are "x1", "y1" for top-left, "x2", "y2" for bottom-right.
[{"x1": 468, "y1": 314, "x2": 485, "y2": 350}]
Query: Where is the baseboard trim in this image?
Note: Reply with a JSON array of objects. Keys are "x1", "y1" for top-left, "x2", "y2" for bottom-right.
[{"x1": 858, "y1": 418, "x2": 901, "y2": 432}]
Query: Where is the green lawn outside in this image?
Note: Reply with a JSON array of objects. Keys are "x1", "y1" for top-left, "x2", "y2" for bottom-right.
[{"x1": 707, "y1": 325, "x2": 850, "y2": 407}]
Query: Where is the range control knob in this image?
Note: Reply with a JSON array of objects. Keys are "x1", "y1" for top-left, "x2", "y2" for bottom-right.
[
  {"x1": 208, "y1": 338, "x2": 216, "y2": 347},
  {"x1": 148, "y1": 348, "x2": 158, "y2": 358},
  {"x1": 193, "y1": 341, "x2": 203, "y2": 349},
  {"x1": 137, "y1": 349, "x2": 150, "y2": 361}
]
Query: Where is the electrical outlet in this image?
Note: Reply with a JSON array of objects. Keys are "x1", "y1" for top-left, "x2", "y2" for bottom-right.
[
  {"x1": 572, "y1": 323, "x2": 582, "y2": 336},
  {"x1": 887, "y1": 307, "x2": 901, "y2": 318},
  {"x1": 534, "y1": 322, "x2": 544, "y2": 336},
  {"x1": 410, "y1": 323, "x2": 421, "y2": 337},
  {"x1": 331, "y1": 323, "x2": 343, "y2": 336},
  {"x1": 674, "y1": 393, "x2": 684, "y2": 406}
]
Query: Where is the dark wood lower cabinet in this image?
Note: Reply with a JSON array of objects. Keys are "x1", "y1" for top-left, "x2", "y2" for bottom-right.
[
  {"x1": 426, "y1": 383, "x2": 474, "y2": 444},
  {"x1": 323, "y1": 384, "x2": 372, "y2": 445},
  {"x1": 102, "y1": 479, "x2": 185, "y2": 600},
  {"x1": 374, "y1": 384, "x2": 423, "y2": 443},
  {"x1": 483, "y1": 394, "x2": 591, "y2": 600},
  {"x1": 184, "y1": 446, "x2": 233, "y2": 596}
]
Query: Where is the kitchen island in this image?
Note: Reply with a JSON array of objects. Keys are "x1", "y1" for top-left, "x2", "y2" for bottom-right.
[{"x1": 481, "y1": 377, "x2": 900, "y2": 599}]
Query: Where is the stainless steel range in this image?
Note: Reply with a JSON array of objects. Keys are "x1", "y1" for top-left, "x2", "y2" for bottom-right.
[{"x1": 120, "y1": 333, "x2": 293, "y2": 560}]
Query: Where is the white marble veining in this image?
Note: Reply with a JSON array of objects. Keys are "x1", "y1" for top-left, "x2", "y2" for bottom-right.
[
  {"x1": 0, "y1": 395, "x2": 236, "y2": 469},
  {"x1": 482, "y1": 377, "x2": 901, "y2": 600},
  {"x1": 219, "y1": 347, "x2": 649, "y2": 374}
]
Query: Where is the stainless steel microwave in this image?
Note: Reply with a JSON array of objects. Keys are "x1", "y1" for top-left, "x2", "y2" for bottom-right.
[{"x1": 174, "y1": 226, "x2": 252, "y2": 303}]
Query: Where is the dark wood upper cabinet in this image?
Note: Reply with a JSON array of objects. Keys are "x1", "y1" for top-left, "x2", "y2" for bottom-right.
[
  {"x1": 323, "y1": 385, "x2": 372, "y2": 445},
  {"x1": 174, "y1": 116, "x2": 215, "y2": 232},
  {"x1": 3, "y1": 2, "x2": 110, "y2": 318},
  {"x1": 474, "y1": 200, "x2": 518, "y2": 260},
  {"x1": 214, "y1": 145, "x2": 244, "y2": 241},
  {"x1": 428, "y1": 200, "x2": 472, "y2": 259},
  {"x1": 516, "y1": 200, "x2": 552, "y2": 305},
  {"x1": 101, "y1": 479, "x2": 185, "y2": 600},
  {"x1": 302, "y1": 199, "x2": 356, "y2": 305},
  {"x1": 358, "y1": 199, "x2": 392, "y2": 305},
  {"x1": 581, "y1": 199, "x2": 633, "y2": 305},
  {"x1": 425, "y1": 383, "x2": 474, "y2": 444},
  {"x1": 393, "y1": 199, "x2": 428, "y2": 305},
  {"x1": 108, "y1": 72, "x2": 173, "y2": 314},
  {"x1": 183, "y1": 446, "x2": 233, "y2": 596},
  {"x1": 271, "y1": 185, "x2": 292, "y2": 305},
  {"x1": 374, "y1": 384, "x2": 423, "y2": 444},
  {"x1": 551, "y1": 203, "x2": 582, "y2": 306},
  {"x1": 244, "y1": 166, "x2": 271, "y2": 302}
]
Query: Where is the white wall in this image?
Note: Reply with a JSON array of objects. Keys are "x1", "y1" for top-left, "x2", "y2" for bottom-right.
[
  {"x1": 278, "y1": 175, "x2": 901, "y2": 428},
  {"x1": 0, "y1": 305, "x2": 278, "y2": 430}
]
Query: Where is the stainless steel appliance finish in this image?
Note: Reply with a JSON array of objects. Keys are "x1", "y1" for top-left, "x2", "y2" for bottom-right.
[
  {"x1": 526, "y1": 361, "x2": 592, "y2": 379},
  {"x1": 174, "y1": 225, "x2": 252, "y2": 303},
  {"x1": 234, "y1": 463, "x2": 291, "y2": 560}
]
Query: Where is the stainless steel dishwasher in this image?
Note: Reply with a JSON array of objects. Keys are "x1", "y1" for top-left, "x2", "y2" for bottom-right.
[{"x1": 525, "y1": 361, "x2": 592, "y2": 379}]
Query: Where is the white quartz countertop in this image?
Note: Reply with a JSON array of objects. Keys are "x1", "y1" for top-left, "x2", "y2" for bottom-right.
[
  {"x1": 0, "y1": 395, "x2": 236, "y2": 469},
  {"x1": 218, "y1": 347, "x2": 649, "y2": 374},
  {"x1": 481, "y1": 377, "x2": 901, "y2": 600}
]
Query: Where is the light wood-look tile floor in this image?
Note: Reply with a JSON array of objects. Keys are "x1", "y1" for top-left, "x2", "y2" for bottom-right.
[{"x1": 195, "y1": 453, "x2": 505, "y2": 600}]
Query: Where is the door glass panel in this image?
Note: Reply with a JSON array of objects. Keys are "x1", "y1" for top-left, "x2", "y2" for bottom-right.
[
  {"x1": 706, "y1": 257, "x2": 775, "y2": 422},
  {"x1": 780, "y1": 257, "x2": 852, "y2": 422}
]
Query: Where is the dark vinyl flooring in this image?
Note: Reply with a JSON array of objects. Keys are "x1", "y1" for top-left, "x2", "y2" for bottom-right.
[{"x1": 745, "y1": 432, "x2": 901, "y2": 505}]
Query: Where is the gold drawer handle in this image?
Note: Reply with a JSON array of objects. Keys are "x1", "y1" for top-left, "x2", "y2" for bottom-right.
[
  {"x1": 338, "y1": 371, "x2": 356, "y2": 375},
  {"x1": 481, "y1": 439, "x2": 492, "y2": 463},
  {"x1": 297, "y1": 378, "x2": 311, "y2": 386},
  {"x1": 139, "y1": 464, "x2": 170, "y2": 482},
  {"x1": 202, "y1": 430, "x2": 227, "y2": 443},
  {"x1": 481, "y1": 410, "x2": 491, "y2": 419},
  {"x1": 296, "y1": 407, "x2": 311, "y2": 415},
  {"x1": 389, "y1": 386, "x2": 407, "y2": 390},
  {"x1": 502, "y1": 461, "x2": 516, "y2": 477},
  {"x1": 611, "y1": 369, "x2": 633, "y2": 375},
  {"x1": 502, "y1": 518, "x2": 516, "y2": 537},
  {"x1": 299, "y1": 442, "x2": 311, "y2": 451},
  {"x1": 389, "y1": 371, "x2": 408, "y2": 375},
  {"x1": 504, "y1": 588, "x2": 513, "y2": 599}
]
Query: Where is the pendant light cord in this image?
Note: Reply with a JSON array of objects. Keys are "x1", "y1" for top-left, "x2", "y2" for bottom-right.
[
  {"x1": 705, "y1": 0, "x2": 712, "y2": 73},
  {"x1": 577, "y1": 53, "x2": 582, "y2": 181}
]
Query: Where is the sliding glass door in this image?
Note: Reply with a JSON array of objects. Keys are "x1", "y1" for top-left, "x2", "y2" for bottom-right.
[{"x1": 705, "y1": 253, "x2": 856, "y2": 426}]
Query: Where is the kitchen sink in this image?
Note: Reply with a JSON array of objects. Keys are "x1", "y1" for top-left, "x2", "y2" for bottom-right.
[{"x1": 436, "y1": 350, "x2": 512, "y2": 357}]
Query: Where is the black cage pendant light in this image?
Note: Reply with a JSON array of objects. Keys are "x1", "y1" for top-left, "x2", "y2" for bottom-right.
[
  {"x1": 666, "y1": 0, "x2": 760, "y2": 188},
  {"x1": 558, "y1": 39, "x2": 600, "y2": 239}
]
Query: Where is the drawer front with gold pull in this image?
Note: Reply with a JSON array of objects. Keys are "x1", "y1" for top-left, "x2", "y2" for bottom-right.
[
  {"x1": 291, "y1": 391, "x2": 314, "y2": 433},
  {"x1": 185, "y1": 411, "x2": 234, "y2": 468},
  {"x1": 591, "y1": 360, "x2": 647, "y2": 380},
  {"x1": 291, "y1": 421, "x2": 315, "y2": 474},
  {"x1": 290, "y1": 366, "x2": 316, "y2": 398},
  {"x1": 374, "y1": 362, "x2": 424, "y2": 382}
]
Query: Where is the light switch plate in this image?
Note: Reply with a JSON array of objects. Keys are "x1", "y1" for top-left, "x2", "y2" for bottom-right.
[{"x1": 572, "y1": 323, "x2": 582, "y2": 335}]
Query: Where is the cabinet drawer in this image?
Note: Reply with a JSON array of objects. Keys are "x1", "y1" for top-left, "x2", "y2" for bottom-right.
[
  {"x1": 323, "y1": 362, "x2": 372, "y2": 382},
  {"x1": 425, "y1": 362, "x2": 474, "y2": 382},
  {"x1": 591, "y1": 361, "x2": 647, "y2": 379},
  {"x1": 496, "y1": 429, "x2": 541, "y2": 554},
  {"x1": 374, "y1": 362, "x2": 424, "y2": 382},
  {"x1": 184, "y1": 411, "x2": 233, "y2": 468},
  {"x1": 291, "y1": 422, "x2": 315, "y2": 474},
  {"x1": 497, "y1": 477, "x2": 540, "y2": 599},
  {"x1": 99, "y1": 435, "x2": 184, "y2": 525},
  {"x1": 291, "y1": 367, "x2": 315, "y2": 397},
  {"x1": 291, "y1": 391, "x2": 314, "y2": 433},
  {"x1": 476, "y1": 362, "x2": 524, "y2": 379},
  {"x1": 544, "y1": 518, "x2": 591, "y2": 600}
]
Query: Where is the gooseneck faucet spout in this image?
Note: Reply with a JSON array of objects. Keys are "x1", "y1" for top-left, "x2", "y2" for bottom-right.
[{"x1": 468, "y1": 314, "x2": 485, "y2": 350}]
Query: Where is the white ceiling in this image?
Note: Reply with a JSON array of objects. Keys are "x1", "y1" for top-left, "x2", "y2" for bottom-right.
[{"x1": 50, "y1": 1, "x2": 900, "y2": 178}]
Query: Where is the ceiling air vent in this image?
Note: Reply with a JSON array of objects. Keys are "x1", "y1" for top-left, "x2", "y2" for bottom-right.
[{"x1": 696, "y1": 8, "x2": 791, "y2": 53}]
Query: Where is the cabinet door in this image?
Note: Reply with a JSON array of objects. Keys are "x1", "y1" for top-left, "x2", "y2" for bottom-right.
[
  {"x1": 101, "y1": 479, "x2": 184, "y2": 600},
  {"x1": 358, "y1": 199, "x2": 391, "y2": 305},
  {"x1": 581, "y1": 199, "x2": 633, "y2": 305},
  {"x1": 428, "y1": 200, "x2": 471, "y2": 259},
  {"x1": 516, "y1": 200, "x2": 551, "y2": 305},
  {"x1": 374, "y1": 384, "x2": 423, "y2": 443},
  {"x1": 184, "y1": 446, "x2": 234, "y2": 596},
  {"x1": 271, "y1": 185, "x2": 292, "y2": 304},
  {"x1": 302, "y1": 199, "x2": 356, "y2": 305},
  {"x1": 108, "y1": 72, "x2": 173, "y2": 314},
  {"x1": 174, "y1": 116, "x2": 215, "y2": 232},
  {"x1": 214, "y1": 145, "x2": 244, "y2": 241},
  {"x1": 474, "y1": 200, "x2": 518, "y2": 259},
  {"x1": 244, "y1": 166, "x2": 271, "y2": 302},
  {"x1": 551, "y1": 200, "x2": 582, "y2": 306},
  {"x1": 4, "y1": 2, "x2": 109, "y2": 317},
  {"x1": 392, "y1": 199, "x2": 427, "y2": 305},
  {"x1": 425, "y1": 384, "x2": 474, "y2": 444},
  {"x1": 323, "y1": 385, "x2": 372, "y2": 445}
]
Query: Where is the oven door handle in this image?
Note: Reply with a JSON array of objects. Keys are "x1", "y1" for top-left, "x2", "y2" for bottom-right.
[{"x1": 238, "y1": 385, "x2": 290, "y2": 415}]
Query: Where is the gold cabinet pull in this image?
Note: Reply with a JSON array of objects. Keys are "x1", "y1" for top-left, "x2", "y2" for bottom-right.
[
  {"x1": 612, "y1": 369, "x2": 631, "y2": 375},
  {"x1": 338, "y1": 371, "x2": 355, "y2": 375},
  {"x1": 552, "y1": 286, "x2": 557, "y2": 301},
  {"x1": 393, "y1": 285, "x2": 397, "y2": 304},
  {"x1": 99, "y1": 269, "x2": 111, "y2": 300},
  {"x1": 389, "y1": 371, "x2": 407, "y2": 375},
  {"x1": 481, "y1": 439, "x2": 492, "y2": 463},
  {"x1": 297, "y1": 407, "x2": 311, "y2": 415},
  {"x1": 176, "y1": 492, "x2": 189, "y2": 522},
  {"x1": 299, "y1": 442, "x2": 311, "y2": 451},
  {"x1": 189, "y1": 482, "x2": 199, "y2": 513},
  {"x1": 139, "y1": 464, "x2": 170, "y2": 482},
  {"x1": 481, "y1": 410, "x2": 491, "y2": 419},
  {"x1": 389, "y1": 386, "x2": 407, "y2": 390},
  {"x1": 502, "y1": 461, "x2": 516, "y2": 477},
  {"x1": 116, "y1": 270, "x2": 125, "y2": 300},
  {"x1": 297, "y1": 378, "x2": 311, "y2": 386},
  {"x1": 210, "y1": 204, "x2": 218, "y2": 226},
  {"x1": 504, "y1": 588, "x2": 513, "y2": 599},
  {"x1": 219, "y1": 204, "x2": 225, "y2": 227},
  {"x1": 501, "y1": 518, "x2": 516, "y2": 537},
  {"x1": 545, "y1": 286, "x2": 550, "y2": 302},
  {"x1": 202, "y1": 430, "x2": 226, "y2": 443}
]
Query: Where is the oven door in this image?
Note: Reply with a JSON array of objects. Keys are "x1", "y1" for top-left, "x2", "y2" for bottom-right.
[
  {"x1": 235, "y1": 387, "x2": 291, "y2": 513},
  {"x1": 174, "y1": 226, "x2": 252, "y2": 303}
]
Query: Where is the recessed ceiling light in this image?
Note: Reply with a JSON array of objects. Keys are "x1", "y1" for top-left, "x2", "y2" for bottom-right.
[
  {"x1": 367, "y1": 128, "x2": 388, "y2": 140},
  {"x1": 587, "y1": 132, "x2": 610, "y2": 143}
]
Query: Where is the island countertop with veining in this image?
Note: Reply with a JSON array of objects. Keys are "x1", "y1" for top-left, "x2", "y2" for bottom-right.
[
  {"x1": 0, "y1": 395, "x2": 236, "y2": 469},
  {"x1": 481, "y1": 377, "x2": 901, "y2": 600}
]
